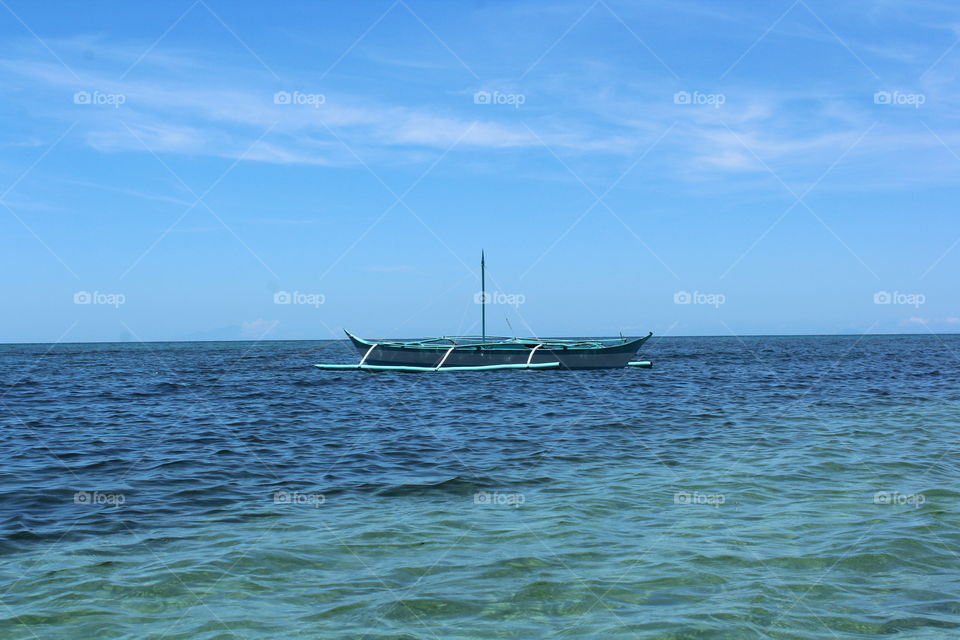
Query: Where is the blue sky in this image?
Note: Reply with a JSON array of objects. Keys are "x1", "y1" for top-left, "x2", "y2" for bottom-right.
[{"x1": 1, "y1": 0, "x2": 958, "y2": 342}]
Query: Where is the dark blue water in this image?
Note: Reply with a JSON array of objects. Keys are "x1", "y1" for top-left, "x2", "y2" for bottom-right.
[{"x1": 1, "y1": 335, "x2": 959, "y2": 639}]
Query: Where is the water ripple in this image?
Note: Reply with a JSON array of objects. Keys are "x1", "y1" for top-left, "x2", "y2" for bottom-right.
[{"x1": 0, "y1": 335, "x2": 959, "y2": 638}]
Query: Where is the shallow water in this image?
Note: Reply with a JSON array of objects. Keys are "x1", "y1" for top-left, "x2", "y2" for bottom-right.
[{"x1": 1, "y1": 335, "x2": 959, "y2": 639}]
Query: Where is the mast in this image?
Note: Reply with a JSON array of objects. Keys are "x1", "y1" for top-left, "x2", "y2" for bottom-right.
[{"x1": 481, "y1": 250, "x2": 486, "y2": 343}]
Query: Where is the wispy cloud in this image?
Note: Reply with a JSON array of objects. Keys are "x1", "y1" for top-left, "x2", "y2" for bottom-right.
[
  {"x1": 3, "y1": 26, "x2": 960, "y2": 190},
  {"x1": 0, "y1": 41, "x2": 639, "y2": 166},
  {"x1": 68, "y1": 178, "x2": 194, "y2": 206}
]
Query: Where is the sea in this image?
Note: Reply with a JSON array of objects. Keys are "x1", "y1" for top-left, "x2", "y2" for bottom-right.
[{"x1": 1, "y1": 334, "x2": 958, "y2": 639}]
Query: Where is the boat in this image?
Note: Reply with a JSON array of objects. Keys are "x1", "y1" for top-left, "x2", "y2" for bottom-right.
[{"x1": 315, "y1": 253, "x2": 653, "y2": 372}]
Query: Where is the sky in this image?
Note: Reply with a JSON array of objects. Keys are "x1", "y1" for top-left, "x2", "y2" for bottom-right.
[{"x1": 0, "y1": 0, "x2": 958, "y2": 342}]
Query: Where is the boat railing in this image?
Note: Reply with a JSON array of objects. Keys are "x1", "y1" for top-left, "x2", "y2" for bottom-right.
[{"x1": 363, "y1": 335, "x2": 639, "y2": 349}]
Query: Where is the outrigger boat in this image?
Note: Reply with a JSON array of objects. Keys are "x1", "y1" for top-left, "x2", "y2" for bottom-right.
[{"x1": 316, "y1": 253, "x2": 653, "y2": 372}]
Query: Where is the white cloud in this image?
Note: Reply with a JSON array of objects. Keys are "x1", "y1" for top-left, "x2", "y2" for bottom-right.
[
  {"x1": 0, "y1": 51, "x2": 634, "y2": 165},
  {"x1": 4, "y1": 32, "x2": 960, "y2": 186}
]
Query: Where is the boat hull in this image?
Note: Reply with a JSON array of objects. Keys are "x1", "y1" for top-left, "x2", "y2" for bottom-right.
[{"x1": 346, "y1": 333, "x2": 651, "y2": 370}]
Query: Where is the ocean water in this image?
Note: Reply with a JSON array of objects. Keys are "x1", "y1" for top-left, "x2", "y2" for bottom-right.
[{"x1": 1, "y1": 335, "x2": 959, "y2": 639}]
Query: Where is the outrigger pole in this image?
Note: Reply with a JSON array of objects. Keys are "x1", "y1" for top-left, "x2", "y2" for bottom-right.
[{"x1": 481, "y1": 250, "x2": 486, "y2": 343}]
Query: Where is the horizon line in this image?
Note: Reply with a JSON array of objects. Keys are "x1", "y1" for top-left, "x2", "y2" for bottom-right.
[{"x1": 2, "y1": 331, "x2": 958, "y2": 346}]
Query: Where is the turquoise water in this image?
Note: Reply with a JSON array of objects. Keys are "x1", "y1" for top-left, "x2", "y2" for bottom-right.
[{"x1": 1, "y1": 335, "x2": 959, "y2": 638}]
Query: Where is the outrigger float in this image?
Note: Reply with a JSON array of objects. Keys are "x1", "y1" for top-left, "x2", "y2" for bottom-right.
[{"x1": 315, "y1": 253, "x2": 654, "y2": 372}]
